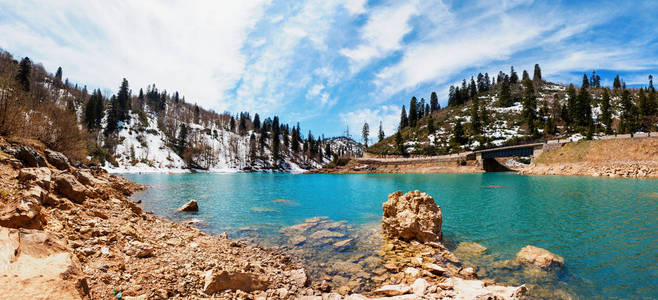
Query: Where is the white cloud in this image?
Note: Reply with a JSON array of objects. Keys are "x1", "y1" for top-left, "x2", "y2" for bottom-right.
[
  {"x1": 340, "y1": 1, "x2": 419, "y2": 72},
  {"x1": 0, "y1": 0, "x2": 268, "y2": 111},
  {"x1": 339, "y1": 105, "x2": 401, "y2": 142}
]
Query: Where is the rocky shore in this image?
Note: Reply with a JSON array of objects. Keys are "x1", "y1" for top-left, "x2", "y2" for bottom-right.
[{"x1": 1, "y1": 138, "x2": 566, "y2": 299}]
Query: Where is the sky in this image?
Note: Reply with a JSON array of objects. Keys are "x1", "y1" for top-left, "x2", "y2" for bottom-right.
[{"x1": 1, "y1": 0, "x2": 656, "y2": 140}]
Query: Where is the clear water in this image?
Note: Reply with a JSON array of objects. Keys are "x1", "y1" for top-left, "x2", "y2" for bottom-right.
[{"x1": 123, "y1": 172, "x2": 658, "y2": 299}]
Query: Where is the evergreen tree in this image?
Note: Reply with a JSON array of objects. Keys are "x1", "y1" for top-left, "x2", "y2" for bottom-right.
[
  {"x1": 430, "y1": 92, "x2": 439, "y2": 112},
  {"x1": 448, "y1": 86, "x2": 456, "y2": 106},
  {"x1": 55, "y1": 66, "x2": 63, "y2": 88},
  {"x1": 249, "y1": 133, "x2": 257, "y2": 161},
  {"x1": 324, "y1": 143, "x2": 332, "y2": 160},
  {"x1": 16, "y1": 57, "x2": 31, "y2": 92},
  {"x1": 522, "y1": 70, "x2": 530, "y2": 82},
  {"x1": 271, "y1": 116, "x2": 280, "y2": 163},
  {"x1": 484, "y1": 73, "x2": 491, "y2": 91},
  {"x1": 400, "y1": 105, "x2": 409, "y2": 129},
  {"x1": 566, "y1": 84, "x2": 577, "y2": 130},
  {"x1": 425, "y1": 104, "x2": 430, "y2": 117},
  {"x1": 117, "y1": 78, "x2": 131, "y2": 122},
  {"x1": 638, "y1": 88, "x2": 655, "y2": 131},
  {"x1": 104, "y1": 95, "x2": 118, "y2": 135},
  {"x1": 533, "y1": 64, "x2": 542, "y2": 83},
  {"x1": 575, "y1": 82, "x2": 593, "y2": 129},
  {"x1": 418, "y1": 98, "x2": 425, "y2": 117},
  {"x1": 452, "y1": 120, "x2": 466, "y2": 145},
  {"x1": 176, "y1": 124, "x2": 188, "y2": 155},
  {"x1": 479, "y1": 101, "x2": 489, "y2": 128},
  {"x1": 290, "y1": 125, "x2": 299, "y2": 152},
  {"x1": 378, "y1": 121, "x2": 385, "y2": 141},
  {"x1": 409, "y1": 97, "x2": 418, "y2": 127},
  {"x1": 229, "y1": 116, "x2": 236, "y2": 132},
  {"x1": 469, "y1": 77, "x2": 477, "y2": 99},
  {"x1": 521, "y1": 78, "x2": 537, "y2": 135},
  {"x1": 581, "y1": 74, "x2": 589, "y2": 89},
  {"x1": 600, "y1": 89, "x2": 613, "y2": 134},
  {"x1": 194, "y1": 104, "x2": 200, "y2": 124},
  {"x1": 395, "y1": 131, "x2": 404, "y2": 154},
  {"x1": 619, "y1": 89, "x2": 638, "y2": 134},
  {"x1": 510, "y1": 66, "x2": 518, "y2": 84},
  {"x1": 362, "y1": 122, "x2": 369, "y2": 148},
  {"x1": 544, "y1": 117, "x2": 556, "y2": 136},
  {"x1": 259, "y1": 123, "x2": 268, "y2": 154},
  {"x1": 253, "y1": 113, "x2": 261, "y2": 129},
  {"x1": 470, "y1": 96, "x2": 481, "y2": 134},
  {"x1": 613, "y1": 75, "x2": 621, "y2": 89},
  {"x1": 499, "y1": 75, "x2": 512, "y2": 107},
  {"x1": 84, "y1": 93, "x2": 98, "y2": 129},
  {"x1": 239, "y1": 114, "x2": 247, "y2": 135},
  {"x1": 427, "y1": 114, "x2": 435, "y2": 135},
  {"x1": 173, "y1": 91, "x2": 179, "y2": 103}
]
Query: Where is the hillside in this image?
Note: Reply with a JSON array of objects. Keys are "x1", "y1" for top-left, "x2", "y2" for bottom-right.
[
  {"x1": 0, "y1": 50, "x2": 363, "y2": 173},
  {"x1": 368, "y1": 67, "x2": 657, "y2": 156}
]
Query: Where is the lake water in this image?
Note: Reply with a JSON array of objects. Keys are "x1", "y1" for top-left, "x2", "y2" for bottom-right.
[{"x1": 124, "y1": 172, "x2": 658, "y2": 299}]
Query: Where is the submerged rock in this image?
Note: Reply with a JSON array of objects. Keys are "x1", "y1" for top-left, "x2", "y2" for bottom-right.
[
  {"x1": 516, "y1": 245, "x2": 564, "y2": 270},
  {"x1": 374, "y1": 284, "x2": 411, "y2": 296},
  {"x1": 176, "y1": 200, "x2": 199, "y2": 212},
  {"x1": 382, "y1": 190, "x2": 442, "y2": 243},
  {"x1": 203, "y1": 269, "x2": 269, "y2": 294}
]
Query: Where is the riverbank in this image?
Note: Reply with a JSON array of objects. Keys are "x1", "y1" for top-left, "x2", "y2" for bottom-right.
[
  {"x1": 519, "y1": 138, "x2": 657, "y2": 178},
  {"x1": 1, "y1": 138, "x2": 532, "y2": 299},
  {"x1": 309, "y1": 157, "x2": 482, "y2": 174}
]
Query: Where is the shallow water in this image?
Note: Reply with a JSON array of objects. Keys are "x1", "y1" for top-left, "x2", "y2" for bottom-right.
[{"x1": 124, "y1": 172, "x2": 658, "y2": 298}]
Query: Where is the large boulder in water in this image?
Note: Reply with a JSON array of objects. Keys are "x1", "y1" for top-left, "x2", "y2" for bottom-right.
[
  {"x1": 516, "y1": 245, "x2": 564, "y2": 270},
  {"x1": 382, "y1": 190, "x2": 442, "y2": 243},
  {"x1": 0, "y1": 227, "x2": 90, "y2": 299},
  {"x1": 176, "y1": 200, "x2": 199, "y2": 212}
]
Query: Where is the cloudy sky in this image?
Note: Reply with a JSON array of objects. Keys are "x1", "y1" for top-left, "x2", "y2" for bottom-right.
[{"x1": 1, "y1": 0, "x2": 656, "y2": 138}]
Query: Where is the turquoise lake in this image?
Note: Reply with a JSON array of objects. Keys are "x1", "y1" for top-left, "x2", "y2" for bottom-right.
[{"x1": 123, "y1": 172, "x2": 658, "y2": 299}]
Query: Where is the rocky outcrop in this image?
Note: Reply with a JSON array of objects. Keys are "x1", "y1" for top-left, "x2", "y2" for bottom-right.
[
  {"x1": 18, "y1": 167, "x2": 53, "y2": 189},
  {"x1": 0, "y1": 227, "x2": 89, "y2": 299},
  {"x1": 177, "y1": 200, "x2": 199, "y2": 212},
  {"x1": 516, "y1": 245, "x2": 564, "y2": 270},
  {"x1": 382, "y1": 190, "x2": 442, "y2": 243},
  {"x1": 203, "y1": 269, "x2": 270, "y2": 294},
  {"x1": 45, "y1": 149, "x2": 70, "y2": 170},
  {"x1": 15, "y1": 146, "x2": 47, "y2": 167},
  {"x1": 0, "y1": 198, "x2": 45, "y2": 229},
  {"x1": 54, "y1": 173, "x2": 88, "y2": 203}
]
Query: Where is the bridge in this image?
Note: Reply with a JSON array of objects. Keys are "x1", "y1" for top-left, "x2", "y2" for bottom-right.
[{"x1": 474, "y1": 143, "x2": 545, "y2": 172}]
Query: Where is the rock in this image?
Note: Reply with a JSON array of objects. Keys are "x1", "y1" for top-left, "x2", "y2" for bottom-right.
[
  {"x1": 382, "y1": 190, "x2": 442, "y2": 243},
  {"x1": 176, "y1": 200, "x2": 198, "y2": 212},
  {"x1": 516, "y1": 245, "x2": 564, "y2": 270},
  {"x1": 290, "y1": 235, "x2": 307, "y2": 246},
  {"x1": 44, "y1": 149, "x2": 70, "y2": 170},
  {"x1": 459, "y1": 267, "x2": 477, "y2": 279},
  {"x1": 0, "y1": 227, "x2": 89, "y2": 299},
  {"x1": 21, "y1": 185, "x2": 46, "y2": 205},
  {"x1": 374, "y1": 284, "x2": 411, "y2": 296},
  {"x1": 285, "y1": 268, "x2": 308, "y2": 287},
  {"x1": 454, "y1": 242, "x2": 488, "y2": 258},
  {"x1": 424, "y1": 263, "x2": 447, "y2": 274},
  {"x1": 333, "y1": 238, "x2": 353, "y2": 249},
  {"x1": 411, "y1": 278, "x2": 429, "y2": 296},
  {"x1": 54, "y1": 173, "x2": 88, "y2": 203},
  {"x1": 124, "y1": 241, "x2": 154, "y2": 258},
  {"x1": 309, "y1": 229, "x2": 345, "y2": 239},
  {"x1": 123, "y1": 295, "x2": 148, "y2": 300},
  {"x1": 404, "y1": 267, "x2": 420, "y2": 278},
  {"x1": 17, "y1": 167, "x2": 52, "y2": 189},
  {"x1": 15, "y1": 146, "x2": 47, "y2": 167},
  {"x1": 0, "y1": 198, "x2": 46, "y2": 229},
  {"x1": 203, "y1": 269, "x2": 269, "y2": 294},
  {"x1": 73, "y1": 169, "x2": 98, "y2": 186}
]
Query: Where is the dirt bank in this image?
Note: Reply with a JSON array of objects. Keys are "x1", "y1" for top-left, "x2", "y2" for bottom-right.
[
  {"x1": 310, "y1": 157, "x2": 482, "y2": 174},
  {"x1": 520, "y1": 137, "x2": 658, "y2": 178}
]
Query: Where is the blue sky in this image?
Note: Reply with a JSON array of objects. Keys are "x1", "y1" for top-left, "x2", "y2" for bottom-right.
[{"x1": 0, "y1": 0, "x2": 656, "y2": 139}]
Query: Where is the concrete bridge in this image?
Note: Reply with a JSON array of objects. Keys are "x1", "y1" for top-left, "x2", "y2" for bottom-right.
[{"x1": 474, "y1": 143, "x2": 546, "y2": 171}]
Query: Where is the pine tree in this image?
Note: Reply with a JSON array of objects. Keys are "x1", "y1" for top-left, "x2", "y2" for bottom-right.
[
  {"x1": 176, "y1": 124, "x2": 188, "y2": 155},
  {"x1": 430, "y1": 92, "x2": 439, "y2": 112},
  {"x1": 16, "y1": 57, "x2": 31, "y2": 92},
  {"x1": 581, "y1": 74, "x2": 589, "y2": 89},
  {"x1": 576, "y1": 82, "x2": 593, "y2": 129},
  {"x1": 253, "y1": 113, "x2": 261, "y2": 129},
  {"x1": 249, "y1": 133, "x2": 257, "y2": 161},
  {"x1": 522, "y1": 70, "x2": 530, "y2": 81},
  {"x1": 470, "y1": 96, "x2": 481, "y2": 134},
  {"x1": 93, "y1": 90, "x2": 104, "y2": 129},
  {"x1": 117, "y1": 78, "x2": 131, "y2": 122},
  {"x1": 533, "y1": 64, "x2": 542, "y2": 83},
  {"x1": 510, "y1": 66, "x2": 518, "y2": 84},
  {"x1": 619, "y1": 89, "x2": 637, "y2": 134},
  {"x1": 427, "y1": 114, "x2": 435, "y2": 135},
  {"x1": 638, "y1": 88, "x2": 655, "y2": 131},
  {"x1": 600, "y1": 89, "x2": 613, "y2": 134},
  {"x1": 229, "y1": 116, "x2": 236, "y2": 132},
  {"x1": 613, "y1": 75, "x2": 621, "y2": 89},
  {"x1": 395, "y1": 131, "x2": 404, "y2": 154},
  {"x1": 499, "y1": 75, "x2": 512, "y2": 107},
  {"x1": 271, "y1": 116, "x2": 280, "y2": 163},
  {"x1": 259, "y1": 123, "x2": 268, "y2": 154},
  {"x1": 400, "y1": 105, "x2": 409, "y2": 129},
  {"x1": 452, "y1": 120, "x2": 466, "y2": 145},
  {"x1": 194, "y1": 104, "x2": 200, "y2": 124},
  {"x1": 448, "y1": 86, "x2": 456, "y2": 106},
  {"x1": 362, "y1": 122, "x2": 369, "y2": 148},
  {"x1": 418, "y1": 98, "x2": 425, "y2": 117},
  {"x1": 239, "y1": 114, "x2": 247, "y2": 135},
  {"x1": 378, "y1": 121, "x2": 385, "y2": 141},
  {"x1": 324, "y1": 143, "x2": 332, "y2": 160},
  {"x1": 409, "y1": 97, "x2": 418, "y2": 127},
  {"x1": 55, "y1": 66, "x2": 63, "y2": 88},
  {"x1": 104, "y1": 95, "x2": 118, "y2": 135},
  {"x1": 84, "y1": 93, "x2": 98, "y2": 129},
  {"x1": 521, "y1": 78, "x2": 537, "y2": 135},
  {"x1": 566, "y1": 84, "x2": 577, "y2": 131},
  {"x1": 469, "y1": 77, "x2": 477, "y2": 99}
]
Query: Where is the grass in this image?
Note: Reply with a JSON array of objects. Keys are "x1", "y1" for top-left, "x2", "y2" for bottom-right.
[{"x1": 536, "y1": 138, "x2": 658, "y2": 164}]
